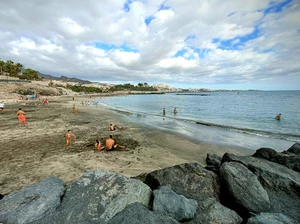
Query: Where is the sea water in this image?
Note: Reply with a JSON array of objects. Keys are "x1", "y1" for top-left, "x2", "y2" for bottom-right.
[{"x1": 96, "y1": 91, "x2": 300, "y2": 151}]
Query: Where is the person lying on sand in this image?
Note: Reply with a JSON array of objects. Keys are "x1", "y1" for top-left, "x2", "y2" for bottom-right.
[
  {"x1": 95, "y1": 139, "x2": 105, "y2": 151},
  {"x1": 65, "y1": 130, "x2": 76, "y2": 149},
  {"x1": 105, "y1": 135, "x2": 126, "y2": 151},
  {"x1": 109, "y1": 124, "x2": 124, "y2": 131},
  {"x1": 17, "y1": 108, "x2": 26, "y2": 126}
]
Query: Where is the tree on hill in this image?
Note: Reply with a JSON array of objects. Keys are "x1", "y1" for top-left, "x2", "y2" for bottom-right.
[{"x1": 20, "y1": 68, "x2": 42, "y2": 80}]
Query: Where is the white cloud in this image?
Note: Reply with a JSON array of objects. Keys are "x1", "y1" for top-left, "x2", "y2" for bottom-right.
[{"x1": 0, "y1": 0, "x2": 299, "y2": 89}]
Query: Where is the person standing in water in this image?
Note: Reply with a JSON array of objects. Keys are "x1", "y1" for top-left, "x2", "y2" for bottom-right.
[
  {"x1": 163, "y1": 108, "x2": 166, "y2": 116},
  {"x1": 174, "y1": 108, "x2": 177, "y2": 114},
  {"x1": 275, "y1": 113, "x2": 281, "y2": 120}
]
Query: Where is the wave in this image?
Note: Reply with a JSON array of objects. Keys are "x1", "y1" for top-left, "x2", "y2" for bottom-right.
[{"x1": 97, "y1": 100, "x2": 300, "y2": 142}]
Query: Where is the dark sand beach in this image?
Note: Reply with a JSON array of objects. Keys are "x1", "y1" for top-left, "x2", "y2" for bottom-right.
[{"x1": 0, "y1": 96, "x2": 253, "y2": 195}]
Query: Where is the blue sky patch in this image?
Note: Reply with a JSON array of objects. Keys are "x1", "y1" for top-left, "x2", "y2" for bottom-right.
[
  {"x1": 145, "y1": 15, "x2": 155, "y2": 26},
  {"x1": 95, "y1": 42, "x2": 138, "y2": 52},
  {"x1": 213, "y1": 26, "x2": 260, "y2": 50},
  {"x1": 158, "y1": 1, "x2": 170, "y2": 11},
  {"x1": 123, "y1": 0, "x2": 133, "y2": 12},
  {"x1": 264, "y1": 0, "x2": 292, "y2": 14}
]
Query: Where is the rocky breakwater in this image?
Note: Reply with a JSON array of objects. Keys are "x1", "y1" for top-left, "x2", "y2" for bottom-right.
[{"x1": 0, "y1": 143, "x2": 299, "y2": 224}]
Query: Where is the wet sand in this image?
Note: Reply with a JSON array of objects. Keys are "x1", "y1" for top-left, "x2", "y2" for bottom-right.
[{"x1": 0, "y1": 96, "x2": 252, "y2": 195}]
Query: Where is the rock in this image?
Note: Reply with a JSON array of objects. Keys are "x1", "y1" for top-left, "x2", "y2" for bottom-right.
[
  {"x1": 220, "y1": 162, "x2": 270, "y2": 218},
  {"x1": 0, "y1": 177, "x2": 64, "y2": 224},
  {"x1": 107, "y1": 202, "x2": 179, "y2": 224},
  {"x1": 153, "y1": 186, "x2": 198, "y2": 221},
  {"x1": 253, "y1": 147, "x2": 300, "y2": 172},
  {"x1": 247, "y1": 212, "x2": 296, "y2": 224},
  {"x1": 285, "y1": 143, "x2": 300, "y2": 154},
  {"x1": 222, "y1": 153, "x2": 300, "y2": 222},
  {"x1": 145, "y1": 163, "x2": 242, "y2": 223},
  {"x1": 206, "y1": 153, "x2": 222, "y2": 167},
  {"x1": 33, "y1": 170, "x2": 151, "y2": 224},
  {"x1": 205, "y1": 153, "x2": 222, "y2": 174}
]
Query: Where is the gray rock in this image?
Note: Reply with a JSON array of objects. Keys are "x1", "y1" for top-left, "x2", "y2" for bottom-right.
[
  {"x1": 247, "y1": 212, "x2": 296, "y2": 224},
  {"x1": 153, "y1": 186, "x2": 198, "y2": 221},
  {"x1": 0, "y1": 177, "x2": 64, "y2": 224},
  {"x1": 220, "y1": 162, "x2": 270, "y2": 217},
  {"x1": 33, "y1": 170, "x2": 151, "y2": 224},
  {"x1": 286, "y1": 143, "x2": 300, "y2": 155},
  {"x1": 107, "y1": 202, "x2": 179, "y2": 224},
  {"x1": 205, "y1": 200, "x2": 243, "y2": 224},
  {"x1": 222, "y1": 153, "x2": 300, "y2": 222},
  {"x1": 253, "y1": 147, "x2": 300, "y2": 172},
  {"x1": 205, "y1": 153, "x2": 222, "y2": 174},
  {"x1": 145, "y1": 163, "x2": 242, "y2": 223}
]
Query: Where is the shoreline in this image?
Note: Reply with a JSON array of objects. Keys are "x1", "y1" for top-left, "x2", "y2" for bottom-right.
[{"x1": 0, "y1": 95, "x2": 292, "y2": 195}]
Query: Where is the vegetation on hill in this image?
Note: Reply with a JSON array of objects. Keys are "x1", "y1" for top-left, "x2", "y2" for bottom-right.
[
  {"x1": 109, "y1": 83, "x2": 157, "y2": 91},
  {"x1": 66, "y1": 84, "x2": 103, "y2": 93},
  {"x1": 0, "y1": 59, "x2": 42, "y2": 80}
]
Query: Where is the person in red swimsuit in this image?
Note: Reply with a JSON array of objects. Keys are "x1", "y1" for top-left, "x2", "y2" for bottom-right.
[{"x1": 17, "y1": 108, "x2": 26, "y2": 127}]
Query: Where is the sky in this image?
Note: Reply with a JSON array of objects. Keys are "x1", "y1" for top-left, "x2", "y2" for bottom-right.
[{"x1": 0, "y1": 0, "x2": 300, "y2": 90}]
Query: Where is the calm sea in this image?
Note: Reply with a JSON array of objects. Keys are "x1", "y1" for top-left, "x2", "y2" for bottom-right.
[{"x1": 97, "y1": 91, "x2": 300, "y2": 151}]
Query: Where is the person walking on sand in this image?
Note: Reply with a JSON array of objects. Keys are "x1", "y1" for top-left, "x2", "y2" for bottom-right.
[
  {"x1": 0, "y1": 101, "x2": 4, "y2": 113},
  {"x1": 17, "y1": 108, "x2": 26, "y2": 126},
  {"x1": 95, "y1": 139, "x2": 105, "y2": 151},
  {"x1": 275, "y1": 113, "x2": 281, "y2": 120},
  {"x1": 65, "y1": 130, "x2": 76, "y2": 149},
  {"x1": 73, "y1": 104, "x2": 77, "y2": 115},
  {"x1": 105, "y1": 135, "x2": 126, "y2": 151}
]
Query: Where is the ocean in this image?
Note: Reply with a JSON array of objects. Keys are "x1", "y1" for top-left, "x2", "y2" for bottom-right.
[{"x1": 96, "y1": 91, "x2": 300, "y2": 151}]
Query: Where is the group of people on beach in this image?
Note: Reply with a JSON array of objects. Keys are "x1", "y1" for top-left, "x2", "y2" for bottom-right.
[{"x1": 64, "y1": 127, "x2": 125, "y2": 151}]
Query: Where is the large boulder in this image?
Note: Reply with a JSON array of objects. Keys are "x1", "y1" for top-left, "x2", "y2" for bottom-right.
[
  {"x1": 0, "y1": 177, "x2": 64, "y2": 224},
  {"x1": 34, "y1": 170, "x2": 152, "y2": 224},
  {"x1": 153, "y1": 186, "x2": 198, "y2": 221},
  {"x1": 285, "y1": 143, "x2": 300, "y2": 154},
  {"x1": 205, "y1": 153, "x2": 222, "y2": 174},
  {"x1": 247, "y1": 212, "x2": 296, "y2": 224},
  {"x1": 107, "y1": 202, "x2": 179, "y2": 224},
  {"x1": 253, "y1": 147, "x2": 300, "y2": 172},
  {"x1": 144, "y1": 163, "x2": 242, "y2": 224},
  {"x1": 220, "y1": 162, "x2": 270, "y2": 218},
  {"x1": 222, "y1": 153, "x2": 300, "y2": 222}
]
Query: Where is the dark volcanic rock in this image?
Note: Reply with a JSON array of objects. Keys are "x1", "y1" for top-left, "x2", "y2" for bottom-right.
[
  {"x1": 153, "y1": 186, "x2": 198, "y2": 221},
  {"x1": 145, "y1": 163, "x2": 242, "y2": 224},
  {"x1": 220, "y1": 162, "x2": 270, "y2": 218},
  {"x1": 107, "y1": 202, "x2": 179, "y2": 224},
  {"x1": 285, "y1": 143, "x2": 300, "y2": 154},
  {"x1": 205, "y1": 153, "x2": 222, "y2": 174},
  {"x1": 34, "y1": 170, "x2": 151, "y2": 224},
  {"x1": 222, "y1": 153, "x2": 300, "y2": 222},
  {"x1": 247, "y1": 212, "x2": 296, "y2": 224},
  {"x1": 253, "y1": 147, "x2": 300, "y2": 172},
  {"x1": 0, "y1": 177, "x2": 64, "y2": 224}
]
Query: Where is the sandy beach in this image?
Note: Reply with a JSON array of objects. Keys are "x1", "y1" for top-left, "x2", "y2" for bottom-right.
[{"x1": 0, "y1": 96, "x2": 252, "y2": 195}]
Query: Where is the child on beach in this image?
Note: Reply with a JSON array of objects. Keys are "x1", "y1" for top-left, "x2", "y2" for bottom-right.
[
  {"x1": 95, "y1": 139, "x2": 105, "y2": 151},
  {"x1": 65, "y1": 130, "x2": 76, "y2": 149}
]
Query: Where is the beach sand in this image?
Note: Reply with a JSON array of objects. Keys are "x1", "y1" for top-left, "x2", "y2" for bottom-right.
[{"x1": 0, "y1": 96, "x2": 252, "y2": 195}]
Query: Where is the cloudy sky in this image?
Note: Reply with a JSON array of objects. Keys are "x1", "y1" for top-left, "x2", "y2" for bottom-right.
[{"x1": 1, "y1": 0, "x2": 299, "y2": 90}]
